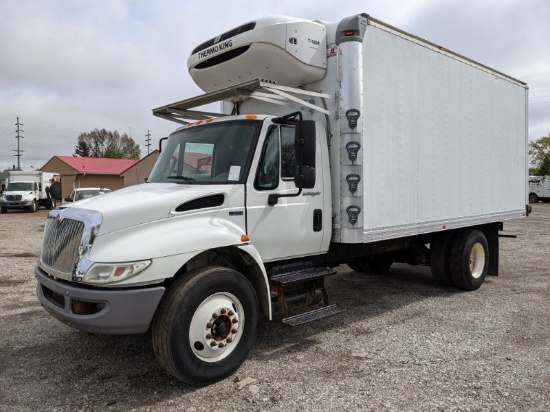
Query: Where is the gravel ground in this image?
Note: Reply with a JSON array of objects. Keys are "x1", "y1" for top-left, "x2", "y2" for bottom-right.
[{"x1": 0, "y1": 205, "x2": 548, "y2": 411}]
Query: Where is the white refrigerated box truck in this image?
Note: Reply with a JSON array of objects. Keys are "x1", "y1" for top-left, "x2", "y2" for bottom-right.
[
  {"x1": 35, "y1": 14, "x2": 528, "y2": 385},
  {"x1": 1, "y1": 171, "x2": 59, "y2": 213}
]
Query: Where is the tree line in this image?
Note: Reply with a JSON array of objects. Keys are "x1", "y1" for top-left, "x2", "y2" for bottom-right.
[
  {"x1": 530, "y1": 133, "x2": 550, "y2": 176},
  {"x1": 74, "y1": 129, "x2": 141, "y2": 160}
]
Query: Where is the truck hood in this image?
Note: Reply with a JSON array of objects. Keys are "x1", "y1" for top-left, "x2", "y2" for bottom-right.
[
  {"x1": 2, "y1": 191, "x2": 34, "y2": 197},
  {"x1": 64, "y1": 183, "x2": 238, "y2": 235}
]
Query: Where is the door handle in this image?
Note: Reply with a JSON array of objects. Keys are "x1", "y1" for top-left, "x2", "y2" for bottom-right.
[{"x1": 313, "y1": 209, "x2": 322, "y2": 232}]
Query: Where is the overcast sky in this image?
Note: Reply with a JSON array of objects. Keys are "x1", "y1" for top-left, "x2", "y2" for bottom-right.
[{"x1": 1, "y1": 0, "x2": 549, "y2": 170}]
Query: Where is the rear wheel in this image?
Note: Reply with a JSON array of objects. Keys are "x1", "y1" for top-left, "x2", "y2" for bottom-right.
[
  {"x1": 430, "y1": 233, "x2": 456, "y2": 286},
  {"x1": 529, "y1": 193, "x2": 539, "y2": 203},
  {"x1": 450, "y1": 230, "x2": 489, "y2": 291},
  {"x1": 152, "y1": 266, "x2": 258, "y2": 385}
]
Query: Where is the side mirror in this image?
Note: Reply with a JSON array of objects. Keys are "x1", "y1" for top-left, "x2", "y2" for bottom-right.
[
  {"x1": 301, "y1": 166, "x2": 315, "y2": 189},
  {"x1": 294, "y1": 120, "x2": 316, "y2": 189},
  {"x1": 64, "y1": 197, "x2": 73, "y2": 202}
]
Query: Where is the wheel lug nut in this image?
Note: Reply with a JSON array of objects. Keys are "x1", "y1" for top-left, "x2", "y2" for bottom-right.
[
  {"x1": 220, "y1": 308, "x2": 227, "y2": 314},
  {"x1": 228, "y1": 310, "x2": 234, "y2": 316},
  {"x1": 210, "y1": 341, "x2": 217, "y2": 347},
  {"x1": 231, "y1": 328, "x2": 238, "y2": 334},
  {"x1": 206, "y1": 334, "x2": 213, "y2": 339},
  {"x1": 232, "y1": 318, "x2": 238, "y2": 324},
  {"x1": 206, "y1": 322, "x2": 212, "y2": 328},
  {"x1": 226, "y1": 337, "x2": 233, "y2": 343},
  {"x1": 212, "y1": 313, "x2": 218, "y2": 319},
  {"x1": 218, "y1": 342, "x2": 225, "y2": 348}
]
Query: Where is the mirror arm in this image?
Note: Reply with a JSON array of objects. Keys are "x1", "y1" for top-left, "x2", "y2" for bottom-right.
[
  {"x1": 267, "y1": 183, "x2": 303, "y2": 206},
  {"x1": 159, "y1": 137, "x2": 168, "y2": 153}
]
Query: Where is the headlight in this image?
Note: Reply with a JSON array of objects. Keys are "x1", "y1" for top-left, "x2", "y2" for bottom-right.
[{"x1": 83, "y1": 260, "x2": 151, "y2": 284}]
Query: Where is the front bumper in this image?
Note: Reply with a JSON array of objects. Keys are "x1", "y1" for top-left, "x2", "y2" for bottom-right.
[
  {"x1": 1, "y1": 200, "x2": 33, "y2": 208},
  {"x1": 35, "y1": 267, "x2": 165, "y2": 334}
]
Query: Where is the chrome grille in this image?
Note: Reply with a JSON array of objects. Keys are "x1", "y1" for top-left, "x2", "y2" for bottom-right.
[
  {"x1": 6, "y1": 195, "x2": 22, "y2": 201},
  {"x1": 41, "y1": 216, "x2": 85, "y2": 276}
]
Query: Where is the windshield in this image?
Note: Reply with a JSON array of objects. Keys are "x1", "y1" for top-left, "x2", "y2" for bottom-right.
[
  {"x1": 75, "y1": 190, "x2": 107, "y2": 201},
  {"x1": 148, "y1": 120, "x2": 261, "y2": 184},
  {"x1": 6, "y1": 182, "x2": 33, "y2": 191}
]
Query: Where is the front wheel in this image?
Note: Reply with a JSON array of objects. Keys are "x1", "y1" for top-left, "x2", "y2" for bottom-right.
[
  {"x1": 152, "y1": 266, "x2": 258, "y2": 385},
  {"x1": 529, "y1": 193, "x2": 539, "y2": 203},
  {"x1": 29, "y1": 200, "x2": 37, "y2": 213},
  {"x1": 1, "y1": 207, "x2": 6, "y2": 214}
]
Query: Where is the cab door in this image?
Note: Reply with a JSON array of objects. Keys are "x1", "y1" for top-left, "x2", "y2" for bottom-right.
[{"x1": 246, "y1": 123, "x2": 326, "y2": 262}]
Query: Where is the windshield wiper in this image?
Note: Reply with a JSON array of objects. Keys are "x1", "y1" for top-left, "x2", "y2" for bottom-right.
[{"x1": 167, "y1": 175, "x2": 195, "y2": 183}]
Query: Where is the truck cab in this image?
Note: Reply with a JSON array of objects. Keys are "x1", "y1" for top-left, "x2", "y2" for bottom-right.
[{"x1": 147, "y1": 114, "x2": 330, "y2": 262}]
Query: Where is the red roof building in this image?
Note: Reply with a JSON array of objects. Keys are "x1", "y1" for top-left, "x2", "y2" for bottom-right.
[
  {"x1": 52, "y1": 156, "x2": 138, "y2": 175},
  {"x1": 41, "y1": 155, "x2": 148, "y2": 199}
]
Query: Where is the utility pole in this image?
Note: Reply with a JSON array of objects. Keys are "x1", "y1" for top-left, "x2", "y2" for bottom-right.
[
  {"x1": 13, "y1": 117, "x2": 24, "y2": 170},
  {"x1": 145, "y1": 130, "x2": 151, "y2": 155}
]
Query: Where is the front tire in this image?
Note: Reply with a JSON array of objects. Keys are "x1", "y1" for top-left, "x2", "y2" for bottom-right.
[
  {"x1": 529, "y1": 193, "x2": 539, "y2": 203},
  {"x1": 450, "y1": 230, "x2": 489, "y2": 290},
  {"x1": 29, "y1": 200, "x2": 37, "y2": 213},
  {"x1": 152, "y1": 266, "x2": 258, "y2": 385},
  {"x1": 1, "y1": 207, "x2": 6, "y2": 214}
]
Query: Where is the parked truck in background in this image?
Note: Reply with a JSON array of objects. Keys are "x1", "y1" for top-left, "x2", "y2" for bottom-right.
[
  {"x1": 1, "y1": 171, "x2": 60, "y2": 213},
  {"x1": 35, "y1": 13, "x2": 528, "y2": 385},
  {"x1": 528, "y1": 176, "x2": 550, "y2": 203}
]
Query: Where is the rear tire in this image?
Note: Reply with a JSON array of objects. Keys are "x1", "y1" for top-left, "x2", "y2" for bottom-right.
[
  {"x1": 430, "y1": 232, "x2": 456, "y2": 286},
  {"x1": 450, "y1": 230, "x2": 489, "y2": 291},
  {"x1": 152, "y1": 266, "x2": 258, "y2": 386},
  {"x1": 529, "y1": 193, "x2": 539, "y2": 203}
]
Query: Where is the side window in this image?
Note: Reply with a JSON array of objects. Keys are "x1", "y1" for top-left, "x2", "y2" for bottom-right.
[
  {"x1": 281, "y1": 126, "x2": 296, "y2": 180},
  {"x1": 255, "y1": 126, "x2": 279, "y2": 190}
]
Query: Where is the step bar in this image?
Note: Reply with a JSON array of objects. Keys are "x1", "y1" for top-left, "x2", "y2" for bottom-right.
[{"x1": 282, "y1": 304, "x2": 344, "y2": 326}]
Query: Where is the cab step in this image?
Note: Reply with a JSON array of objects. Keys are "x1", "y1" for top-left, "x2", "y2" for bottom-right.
[
  {"x1": 282, "y1": 304, "x2": 344, "y2": 326},
  {"x1": 270, "y1": 267, "x2": 336, "y2": 285}
]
